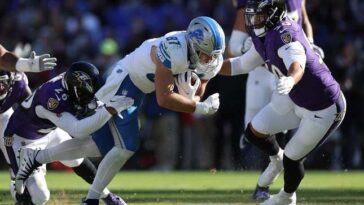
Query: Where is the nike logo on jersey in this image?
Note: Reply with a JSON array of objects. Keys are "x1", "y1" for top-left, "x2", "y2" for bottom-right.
[{"x1": 279, "y1": 29, "x2": 287, "y2": 34}]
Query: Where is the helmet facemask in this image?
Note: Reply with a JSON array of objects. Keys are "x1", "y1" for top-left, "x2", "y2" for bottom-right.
[
  {"x1": 245, "y1": 8, "x2": 269, "y2": 37},
  {"x1": 0, "y1": 72, "x2": 13, "y2": 101},
  {"x1": 187, "y1": 39, "x2": 222, "y2": 73},
  {"x1": 245, "y1": 0, "x2": 286, "y2": 37}
]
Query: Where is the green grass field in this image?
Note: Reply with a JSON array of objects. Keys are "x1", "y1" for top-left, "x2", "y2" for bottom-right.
[{"x1": 0, "y1": 170, "x2": 363, "y2": 205}]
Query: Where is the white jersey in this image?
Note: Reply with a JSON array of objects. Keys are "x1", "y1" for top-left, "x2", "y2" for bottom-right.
[{"x1": 114, "y1": 31, "x2": 221, "y2": 94}]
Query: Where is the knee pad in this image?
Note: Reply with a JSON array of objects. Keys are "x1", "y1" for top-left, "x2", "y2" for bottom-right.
[
  {"x1": 109, "y1": 147, "x2": 134, "y2": 165},
  {"x1": 283, "y1": 155, "x2": 304, "y2": 193},
  {"x1": 244, "y1": 124, "x2": 280, "y2": 155},
  {"x1": 73, "y1": 158, "x2": 97, "y2": 184}
]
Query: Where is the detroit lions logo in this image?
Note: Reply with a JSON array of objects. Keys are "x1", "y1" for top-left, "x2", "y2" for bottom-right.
[{"x1": 189, "y1": 29, "x2": 204, "y2": 43}]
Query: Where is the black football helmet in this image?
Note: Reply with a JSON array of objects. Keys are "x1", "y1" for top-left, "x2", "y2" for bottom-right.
[
  {"x1": 0, "y1": 71, "x2": 13, "y2": 101},
  {"x1": 245, "y1": 0, "x2": 286, "y2": 37},
  {"x1": 64, "y1": 61, "x2": 101, "y2": 108}
]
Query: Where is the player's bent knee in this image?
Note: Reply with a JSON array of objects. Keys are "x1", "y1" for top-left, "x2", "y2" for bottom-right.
[
  {"x1": 244, "y1": 123, "x2": 280, "y2": 155},
  {"x1": 110, "y1": 147, "x2": 134, "y2": 164},
  {"x1": 60, "y1": 158, "x2": 84, "y2": 167}
]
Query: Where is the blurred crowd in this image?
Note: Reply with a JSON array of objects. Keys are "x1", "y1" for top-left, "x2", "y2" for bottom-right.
[{"x1": 0, "y1": 0, "x2": 363, "y2": 171}]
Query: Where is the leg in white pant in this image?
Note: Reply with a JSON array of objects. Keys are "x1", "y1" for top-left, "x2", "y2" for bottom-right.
[
  {"x1": 36, "y1": 137, "x2": 101, "y2": 164},
  {"x1": 26, "y1": 167, "x2": 50, "y2": 205}
]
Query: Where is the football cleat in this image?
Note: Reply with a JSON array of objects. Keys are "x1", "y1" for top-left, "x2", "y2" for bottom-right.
[
  {"x1": 102, "y1": 193, "x2": 127, "y2": 205},
  {"x1": 252, "y1": 185, "x2": 270, "y2": 201},
  {"x1": 260, "y1": 189, "x2": 296, "y2": 205},
  {"x1": 257, "y1": 150, "x2": 284, "y2": 187},
  {"x1": 15, "y1": 148, "x2": 41, "y2": 194},
  {"x1": 81, "y1": 198, "x2": 99, "y2": 205}
]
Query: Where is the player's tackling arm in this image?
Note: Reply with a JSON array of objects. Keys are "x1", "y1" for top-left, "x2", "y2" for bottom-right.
[
  {"x1": 35, "y1": 105, "x2": 113, "y2": 138},
  {"x1": 220, "y1": 44, "x2": 264, "y2": 76}
]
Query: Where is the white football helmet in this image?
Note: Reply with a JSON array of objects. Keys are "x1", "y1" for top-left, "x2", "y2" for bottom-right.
[{"x1": 186, "y1": 16, "x2": 225, "y2": 74}]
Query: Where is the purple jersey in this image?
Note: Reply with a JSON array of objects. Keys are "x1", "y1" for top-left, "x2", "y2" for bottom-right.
[
  {"x1": 5, "y1": 74, "x2": 77, "y2": 140},
  {"x1": 286, "y1": 0, "x2": 303, "y2": 26},
  {"x1": 0, "y1": 73, "x2": 28, "y2": 113},
  {"x1": 251, "y1": 18, "x2": 340, "y2": 110}
]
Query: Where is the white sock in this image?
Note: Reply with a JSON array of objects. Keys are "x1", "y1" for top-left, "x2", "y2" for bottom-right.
[{"x1": 100, "y1": 188, "x2": 110, "y2": 198}]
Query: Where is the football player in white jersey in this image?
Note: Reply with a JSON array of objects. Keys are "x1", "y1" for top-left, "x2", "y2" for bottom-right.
[
  {"x1": 15, "y1": 16, "x2": 225, "y2": 205},
  {"x1": 229, "y1": 0, "x2": 325, "y2": 201}
]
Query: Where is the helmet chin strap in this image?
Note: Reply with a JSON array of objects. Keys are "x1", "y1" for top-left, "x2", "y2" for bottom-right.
[{"x1": 254, "y1": 27, "x2": 267, "y2": 37}]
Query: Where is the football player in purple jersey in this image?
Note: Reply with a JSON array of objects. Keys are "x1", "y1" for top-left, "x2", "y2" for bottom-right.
[
  {"x1": 2, "y1": 62, "x2": 133, "y2": 205},
  {"x1": 229, "y1": 0, "x2": 326, "y2": 201},
  {"x1": 221, "y1": 0, "x2": 346, "y2": 204}
]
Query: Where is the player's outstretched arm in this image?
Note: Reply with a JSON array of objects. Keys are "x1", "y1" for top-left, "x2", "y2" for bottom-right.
[
  {"x1": 220, "y1": 45, "x2": 264, "y2": 76},
  {"x1": 0, "y1": 44, "x2": 57, "y2": 72}
]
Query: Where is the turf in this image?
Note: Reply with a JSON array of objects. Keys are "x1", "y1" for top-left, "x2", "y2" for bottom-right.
[{"x1": 0, "y1": 170, "x2": 363, "y2": 205}]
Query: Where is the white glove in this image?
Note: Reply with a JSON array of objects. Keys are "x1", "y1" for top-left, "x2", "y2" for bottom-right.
[
  {"x1": 277, "y1": 76, "x2": 295, "y2": 95},
  {"x1": 175, "y1": 71, "x2": 201, "y2": 100},
  {"x1": 15, "y1": 51, "x2": 57, "y2": 72},
  {"x1": 241, "y1": 37, "x2": 253, "y2": 54},
  {"x1": 106, "y1": 95, "x2": 134, "y2": 114},
  {"x1": 13, "y1": 43, "x2": 32, "y2": 58},
  {"x1": 195, "y1": 93, "x2": 220, "y2": 115},
  {"x1": 311, "y1": 43, "x2": 325, "y2": 59}
]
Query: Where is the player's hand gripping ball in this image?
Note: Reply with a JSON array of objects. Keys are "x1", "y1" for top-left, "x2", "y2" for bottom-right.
[{"x1": 175, "y1": 71, "x2": 201, "y2": 100}]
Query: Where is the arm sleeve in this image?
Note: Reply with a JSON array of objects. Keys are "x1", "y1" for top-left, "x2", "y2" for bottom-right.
[
  {"x1": 277, "y1": 41, "x2": 306, "y2": 70},
  {"x1": 229, "y1": 30, "x2": 249, "y2": 56},
  {"x1": 230, "y1": 44, "x2": 264, "y2": 75},
  {"x1": 35, "y1": 105, "x2": 112, "y2": 138}
]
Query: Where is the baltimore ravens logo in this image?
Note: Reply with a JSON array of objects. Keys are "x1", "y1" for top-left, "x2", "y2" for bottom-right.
[
  {"x1": 47, "y1": 97, "x2": 59, "y2": 110},
  {"x1": 280, "y1": 32, "x2": 292, "y2": 44},
  {"x1": 189, "y1": 29, "x2": 204, "y2": 43}
]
